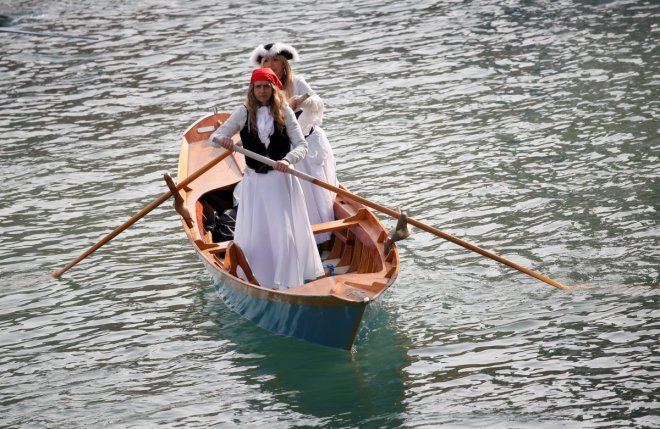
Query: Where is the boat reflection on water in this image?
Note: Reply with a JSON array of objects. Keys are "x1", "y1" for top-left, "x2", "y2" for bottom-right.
[{"x1": 199, "y1": 286, "x2": 409, "y2": 427}]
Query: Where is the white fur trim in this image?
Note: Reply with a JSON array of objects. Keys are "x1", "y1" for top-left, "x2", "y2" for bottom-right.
[
  {"x1": 249, "y1": 42, "x2": 300, "y2": 67},
  {"x1": 297, "y1": 94, "x2": 323, "y2": 135}
]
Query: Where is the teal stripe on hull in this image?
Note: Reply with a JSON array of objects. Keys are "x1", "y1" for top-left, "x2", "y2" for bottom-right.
[{"x1": 210, "y1": 274, "x2": 366, "y2": 350}]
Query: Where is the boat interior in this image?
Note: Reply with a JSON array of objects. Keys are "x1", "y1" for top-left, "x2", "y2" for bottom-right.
[{"x1": 191, "y1": 183, "x2": 398, "y2": 288}]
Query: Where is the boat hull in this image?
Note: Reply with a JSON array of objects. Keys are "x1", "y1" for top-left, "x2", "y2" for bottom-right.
[
  {"x1": 178, "y1": 112, "x2": 399, "y2": 350},
  {"x1": 200, "y1": 257, "x2": 366, "y2": 350}
]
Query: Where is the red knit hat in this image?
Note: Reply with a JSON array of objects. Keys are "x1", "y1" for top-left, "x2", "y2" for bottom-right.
[{"x1": 250, "y1": 67, "x2": 283, "y2": 90}]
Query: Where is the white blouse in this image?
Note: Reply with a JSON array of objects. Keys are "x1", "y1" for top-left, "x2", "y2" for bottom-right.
[{"x1": 210, "y1": 104, "x2": 308, "y2": 165}]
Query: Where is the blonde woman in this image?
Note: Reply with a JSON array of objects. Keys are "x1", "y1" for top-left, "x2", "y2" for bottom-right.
[
  {"x1": 250, "y1": 43, "x2": 337, "y2": 246},
  {"x1": 210, "y1": 68, "x2": 324, "y2": 290}
]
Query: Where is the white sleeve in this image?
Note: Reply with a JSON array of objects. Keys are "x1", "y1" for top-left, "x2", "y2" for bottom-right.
[
  {"x1": 294, "y1": 76, "x2": 323, "y2": 117},
  {"x1": 283, "y1": 107, "x2": 308, "y2": 165},
  {"x1": 294, "y1": 76, "x2": 324, "y2": 132},
  {"x1": 294, "y1": 76, "x2": 314, "y2": 96},
  {"x1": 209, "y1": 106, "x2": 247, "y2": 142}
]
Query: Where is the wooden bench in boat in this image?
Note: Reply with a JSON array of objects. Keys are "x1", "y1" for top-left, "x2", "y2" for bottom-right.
[
  {"x1": 195, "y1": 238, "x2": 230, "y2": 254},
  {"x1": 311, "y1": 209, "x2": 377, "y2": 276},
  {"x1": 310, "y1": 209, "x2": 366, "y2": 235}
]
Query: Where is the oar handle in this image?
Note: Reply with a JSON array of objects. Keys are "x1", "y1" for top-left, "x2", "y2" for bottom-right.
[
  {"x1": 51, "y1": 149, "x2": 232, "y2": 278},
  {"x1": 232, "y1": 145, "x2": 570, "y2": 290},
  {"x1": 232, "y1": 145, "x2": 312, "y2": 177}
]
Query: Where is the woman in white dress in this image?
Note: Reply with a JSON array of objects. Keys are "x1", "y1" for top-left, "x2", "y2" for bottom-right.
[
  {"x1": 249, "y1": 43, "x2": 337, "y2": 245},
  {"x1": 210, "y1": 67, "x2": 324, "y2": 290}
]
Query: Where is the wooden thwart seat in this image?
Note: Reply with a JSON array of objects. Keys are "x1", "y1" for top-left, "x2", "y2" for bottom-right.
[
  {"x1": 311, "y1": 209, "x2": 366, "y2": 235},
  {"x1": 194, "y1": 239, "x2": 229, "y2": 253},
  {"x1": 311, "y1": 218, "x2": 360, "y2": 234}
]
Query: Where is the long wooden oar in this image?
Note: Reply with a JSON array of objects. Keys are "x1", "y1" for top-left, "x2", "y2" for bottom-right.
[
  {"x1": 51, "y1": 149, "x2": 232, "y2": 278},
  {"x1": 231, "y1": 145, "x2": 571, "y2": 290}
]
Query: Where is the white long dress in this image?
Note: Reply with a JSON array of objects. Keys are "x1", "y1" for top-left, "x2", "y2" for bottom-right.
[
  {"x1": 210, "y1": 105, "x2": 324, "y2": 290},
  {"x1": 291, "y1": 76, "x2": 338, "y2": 243}
]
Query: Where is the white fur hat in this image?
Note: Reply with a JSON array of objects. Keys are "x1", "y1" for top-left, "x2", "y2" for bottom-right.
[{"x1": 249, "y1": 42, "x2": 300, "y2": 68}]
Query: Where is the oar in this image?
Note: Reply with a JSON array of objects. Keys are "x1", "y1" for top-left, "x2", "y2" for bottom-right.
[
  {"x1": 51, "y1": 149, "x2": 232, "y2": 278},
  {"x1": 231, "y1": 145, "x2": 572, "y2": 290}
]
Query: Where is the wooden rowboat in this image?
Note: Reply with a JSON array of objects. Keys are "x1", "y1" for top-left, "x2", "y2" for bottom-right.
[{"x1": 176, "y1": 112, "x2": 400, "y2": 349}]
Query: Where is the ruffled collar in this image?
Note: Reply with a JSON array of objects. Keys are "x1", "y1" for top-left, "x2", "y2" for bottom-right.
[{"x1": 256, "y1": 106, "x2": 274, "y2": 147}]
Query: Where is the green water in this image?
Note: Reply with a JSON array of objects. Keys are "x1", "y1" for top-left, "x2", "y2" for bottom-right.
[{"x1": 1, "y1": 0, "x2": 658, "y2": 427}]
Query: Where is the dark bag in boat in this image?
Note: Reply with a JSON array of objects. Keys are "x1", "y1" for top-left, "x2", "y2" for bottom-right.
[{"x1": 203, "y1": 207, "x2": 237, "y2": 242}]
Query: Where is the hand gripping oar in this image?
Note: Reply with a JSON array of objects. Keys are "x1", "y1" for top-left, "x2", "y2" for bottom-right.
[
  {"x1": 51, "y1": 149, "x2": 232, "y2": 278},
  {"x1": 231, "y1": 145, "x2": 572, "y2": 290}
]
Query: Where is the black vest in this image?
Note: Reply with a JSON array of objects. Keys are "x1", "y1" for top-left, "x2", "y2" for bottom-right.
[{"x1": 240, "y1": 110, "x2": 290, "y2": 173}]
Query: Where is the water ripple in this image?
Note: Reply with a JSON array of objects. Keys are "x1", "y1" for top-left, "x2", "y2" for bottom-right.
[{"x1": 1, "y1": 0, "x2": 658, "y2": 428}]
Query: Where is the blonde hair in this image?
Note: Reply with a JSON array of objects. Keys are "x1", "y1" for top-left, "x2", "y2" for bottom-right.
[
  {"x1": 280, "y1": 58, "x2": 295, "y2": 99},
  {"x1": 260, "y1": 54, "x2": 296, "y2": 99},
  {"x1": 245, "y1": 83, "x2": 287, "y2": 134}
]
